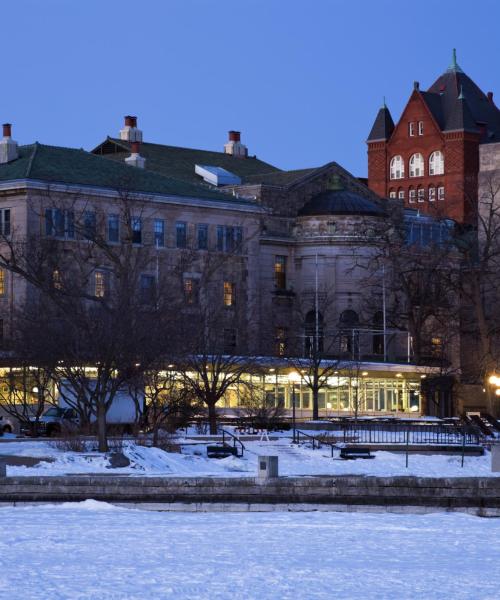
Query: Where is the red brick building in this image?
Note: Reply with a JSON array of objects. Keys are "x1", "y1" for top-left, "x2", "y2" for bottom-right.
[{"x1": 367, "y1": 51, "x2": 500, "y2": 223}]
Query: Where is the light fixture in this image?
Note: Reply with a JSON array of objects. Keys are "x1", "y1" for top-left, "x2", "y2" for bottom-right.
[
  {"x1": 420, "y1": 374, "x2": 427, "y2": 379},
  {"x1": 495, "y1": 389, "x2": 500, "y2": 397},
  {"x1": 168, "y1": 364, "x2": 174, "y2": 369},
  {"x1": 288, "y1": 371, "x2": 301, "y2": 384},
  {"x1": 362, "y1": 371, "x2": 368, "y2": 376},
  {"x1": 489, "y1": 374, "x2": 500, "y2": 385},
  {"x1": 269, "y1": 368, "x2": 275, "y2": 373},
  {"x1": 32, "y1": 387, "x2": 39, "y2": 394},
  {"x1": 396, "y1": 373, "x2": 403, "y2": 378}
]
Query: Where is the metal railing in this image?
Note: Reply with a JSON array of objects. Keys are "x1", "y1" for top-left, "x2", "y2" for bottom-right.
[
  {"x1": 333, "y1": 420, "x2": 481, "y2": 446},
  {"x1": 295, "y1": 430, "x2": 338, "y2": 457},
  {"x1": 219, "y1": 427, "x2": 246, "y2": 457}
]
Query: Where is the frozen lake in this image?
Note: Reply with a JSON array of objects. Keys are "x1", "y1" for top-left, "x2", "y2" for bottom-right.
[{"x1": 0, "y1": 502, "x2": 499, "y2": 599}]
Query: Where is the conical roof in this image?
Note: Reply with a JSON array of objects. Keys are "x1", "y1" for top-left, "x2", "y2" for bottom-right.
[{"x1": 367, "y1": 101, "x2": 395, "y2": 141}]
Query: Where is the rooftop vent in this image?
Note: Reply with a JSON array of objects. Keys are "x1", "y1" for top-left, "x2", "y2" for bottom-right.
[
  {"x1": 224, "y1": 130, "x2": 247, "y2": 158},
  {"x1": 0, "y1": 123, "x2": 18, "y2": 164},
  {"x1": 120, "y1": 115, "x2": 143, "y2": 143},
  {"x1": 195, "y1": 164, "x2": 241, "y2": 186}
]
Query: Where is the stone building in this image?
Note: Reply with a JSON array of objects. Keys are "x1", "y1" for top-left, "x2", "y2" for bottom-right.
[
  {"x1": 0, "y1": 118, "x2": 454, "y2": 419},
  {"x1": 367, "y1": 50, "x2": 500, "y2": 224}
]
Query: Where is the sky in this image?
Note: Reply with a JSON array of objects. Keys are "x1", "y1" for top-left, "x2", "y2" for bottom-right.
[{"x1": 3, "y1": 0, "x2": 499, "y2": 177}]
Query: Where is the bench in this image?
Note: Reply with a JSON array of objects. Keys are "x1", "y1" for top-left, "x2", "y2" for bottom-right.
[
  {"x1": 340, "y1": 447, "x2": 374, "y2": 460},
  {"x1": 207, "y1": 445, "x2": 238, "y2": 459}
]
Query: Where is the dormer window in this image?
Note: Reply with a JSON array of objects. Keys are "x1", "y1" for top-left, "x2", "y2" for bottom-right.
[
  {"x1": 418, "y1": 121, "x2": 424, "y2": 135},
  {"x1": 409, "y1": 122, "x2": 415, "y2": 137},
  {"x1": 390, "y1": 155, "x2": 404, "y2": 180}
]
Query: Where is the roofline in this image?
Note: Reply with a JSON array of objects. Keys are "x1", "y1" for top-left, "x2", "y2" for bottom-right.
[{"x1": 0, "y1": 179, "x2": 265, "y2": 214}]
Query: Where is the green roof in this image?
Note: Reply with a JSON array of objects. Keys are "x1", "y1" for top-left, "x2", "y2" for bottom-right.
[
  {"x1": 243, "y1": 168, "x2": 318, "y2": 186},
  {"x1": 93, "y1": 138, "x2": 280, "y2": 185},
  {"x1": 0, "y1": 143, "x2": 252, "y2": 203}
]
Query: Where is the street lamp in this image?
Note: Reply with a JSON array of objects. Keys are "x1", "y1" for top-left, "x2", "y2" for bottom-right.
[{"x1": 288, "y1": 371, "x2": 301, "y2": 443}]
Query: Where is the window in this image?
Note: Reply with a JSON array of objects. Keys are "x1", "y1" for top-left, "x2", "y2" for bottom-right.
[
  {"x1": 94, "y1": 271, "x2": 106, "y2": 298},
  {"x1": 409, "y1": 153, "x2": 424, "y2": 177},
  {"x1": 108, "y1": 214, "x2": 119, "y2": 243},
  {"x1": 0, "y1": 269, "x2": 5, "y2": 296},
  {"x1": 409, "y1": 122, "x2": 415, "y2": 136},
  {"x1": 216, "y1": 225, "x2": 243, "y2": 253},
  {"x1": 223, "y1": 329, "x2": 237, "y2": 353},
  {"x1": 45, "y1": 209, "x2": 74, "y2": 239},
  {"x1": 274, "y1": 255, "x2": 287, "y2": 290},
  {"x1": 418, "y1": 121, "x2": 424, "y2": 135},
  {"x1": 176, "y1": 221, "x2": 187, "y2": 248},
  {"x1": 429, "y1": 151, "x2": 444, "y2": 176},
  {"x1": 417, "y1": 187, "x2": 425, "y2": 203},
  {"x1": 132, "y1": 217, "x2": 142, "y2": 245},
  {"x1": 428, "y1": 186, "x2": 436, "y2": 202},
  {"x1": 154, "y1": 219, "x2": 165, "y2": 248},
  {"x1": 197, "y1": 224, "x2": 208, "y2": 250},
  {"x1": 52, "y1": 269, "x2": 62, "y2": 290},
  {"x1": 389, "y1": 156, "x2": 404, "y2": 180},
  {"x1": 183, "y1": 278, "x2": 198, "y2": 305},
  {"x1": 398, "y1": 189, "x2": 405, "y2": 200},
  {"x1": 389, "y1": 190, "x2": 396, "y2": 198},
  {"x1": 275, "y1": 327, "x2": 287, "y2": 356},
  {"x1": 431, "y1": 337, "x2": 443, "y2": 357},
  {"x1": 438, "y1": 186, "x2": 445, "y2": 201},
  {"x1": 0, "y1": 209, "x2": 11, "y2": 236},
  {"x1": 305, "y1": 310, "x2": 324, "y2": 355},
  {"x1": 223, "y1": 281, "x2": 234, "y2": 307},
  {"x1": 140, "y1": 274, "x2": 156, "y2": 305},
  {"x1": 83, "y1": 211, "x2": 96, "y2": 240},
  {"x1": 409, "y1": 188, "x2": 416, "y2": 203}
]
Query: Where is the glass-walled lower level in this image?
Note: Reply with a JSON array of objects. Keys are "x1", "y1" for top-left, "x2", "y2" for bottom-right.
[{"x1": 222, "y1": 373, "x2": 424, "y2": 416}]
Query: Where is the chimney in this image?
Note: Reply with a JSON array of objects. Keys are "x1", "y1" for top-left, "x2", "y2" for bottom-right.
[
  {"x1": 0, "y1": 123, "x2": 18, "y2": 164},
  {"x1": 487, "y1": 91, "x2": 494, "y2": 104},
  {"x1": 120, "y1": 115, "x2": 143, "y2": 143},
  {"x1": 224, "y1": 130, "x2": 248, "y2": 158},
  {"x1": 125, "y1": 141, "x2": 146, "y2": 169}
]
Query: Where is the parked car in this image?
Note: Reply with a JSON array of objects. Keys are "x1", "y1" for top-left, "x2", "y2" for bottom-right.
[
  {"x1": 20, "y1": 407, "x2": 79, "y2": 437},
  {"x1": 0, "y1": 415, "x2": 14, "y2": 434}
]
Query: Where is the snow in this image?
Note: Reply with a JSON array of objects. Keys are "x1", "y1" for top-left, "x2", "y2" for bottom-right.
[
  {"x1": 1, "y1": 437, "x2": 497, "y2": 478},
  {"x1": 0, "y1": 503, "x2": 499, "y2": 599}
]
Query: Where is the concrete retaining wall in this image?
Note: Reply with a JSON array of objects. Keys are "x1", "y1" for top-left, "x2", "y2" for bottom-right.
[{"x1": 1, "y1": 475, "x2": 500, "y2": 515}]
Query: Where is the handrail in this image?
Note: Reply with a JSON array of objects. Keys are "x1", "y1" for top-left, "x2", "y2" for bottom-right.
[
  {"x1": 219, "y1": 427, "x2": 245, "y2": 458},
  {"x1": 295, "y1": 429, "x2": 339, "y2": 458}
]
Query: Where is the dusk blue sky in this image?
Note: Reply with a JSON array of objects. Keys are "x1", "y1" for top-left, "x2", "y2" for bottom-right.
[{"x1": 4, "y1": 0, "x2": 498, "y2": 176}]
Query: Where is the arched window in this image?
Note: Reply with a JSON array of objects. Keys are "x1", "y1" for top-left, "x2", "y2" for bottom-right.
[
  {"x1": 428, "y1": 186, "x2": 436, "y2": 202},
  {"x1": 390, "y1": 156, "x2": 404, "y2": 180},
  {"x1": 389, "y1": 189, "x2": 396, "y2": 198},
  {"x1": 429, "y1": 151, "x2": 444, "y2": 176},
  {"x1": 409, "y1": 153, "x2": 424, "y2": 177},
  {"x1": 339, "y1": 310, "x2": 359, "y2": 357},
  {"x1": 398, "y1": 188, "x2": 405, "y2": 200},
  {"x1": 305, "y1": 310, "x2": 324, "y2": 356}
]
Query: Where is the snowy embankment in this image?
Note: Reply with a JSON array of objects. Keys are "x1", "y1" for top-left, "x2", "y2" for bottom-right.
[
  {"x1": 1, "y1": 437, "x2": 498, "y2": 478},
  {"x1": 0, "y1": 502, "x2": 499, "y2": 600}
]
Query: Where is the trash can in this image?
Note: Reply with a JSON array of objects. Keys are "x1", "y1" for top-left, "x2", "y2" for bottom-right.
[
  {"x1": 257, "y1": 455, "x2": 279, "y2": 479},
  {"x1": 491, "y1": 444, "x2": 500, "y2": 472}
]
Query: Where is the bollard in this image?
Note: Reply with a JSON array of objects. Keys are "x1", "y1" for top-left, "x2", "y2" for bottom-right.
[
  {"x1": 491, "y1": 444, "x2": 500, "y2": 473},
  {"x1": 257, "y1": 455, "x2": 279, "y2": 480}
]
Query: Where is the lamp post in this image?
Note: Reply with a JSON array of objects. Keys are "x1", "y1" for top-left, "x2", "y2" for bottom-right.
[{"x1": 288, "y1": 371, "x2": 301, "y2": 443}]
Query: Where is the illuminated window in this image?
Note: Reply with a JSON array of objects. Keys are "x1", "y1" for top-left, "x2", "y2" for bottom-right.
[
  {"x1": 183, "y1": 278, "x2": 198, "y2": 305},
  {"x1": 223, "y1": 281, "x2": 234, "y2": 307},
  {"x1": 275, "y1": 327, "x2": 287, "y2": 356},
  {"x1": 390, "y1": 156, "x2": 404, "y2": 180},
  {"x1": 0, "y1": 269, "x2": 5, "y2": 296},
  {"x1": 274, "y1": 256, "x2": 287, "y2": 289},
  {"x1": 431, "y1": 337, "x2": 443, "y2": 356},
  {"x1": 429, "y1": 151, "x2": 444, "y2": 175},
  {"x1": 409, "y1": 153, "x2": 424, "y2": 177},
  {"x1": 94, "y1": 271, "x2": 106, "y2": 298},
  {"x1": 52, "y1": 269, "x2": 62, "y2": 290}
]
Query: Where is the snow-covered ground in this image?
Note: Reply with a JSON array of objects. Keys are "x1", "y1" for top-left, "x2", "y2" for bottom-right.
[
  {"x1": 0, "y1": 437, "x2": 497, "y2": 478},
  {"x1": 0, "y1": 502, "x2": 499, "y2": 600}
]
